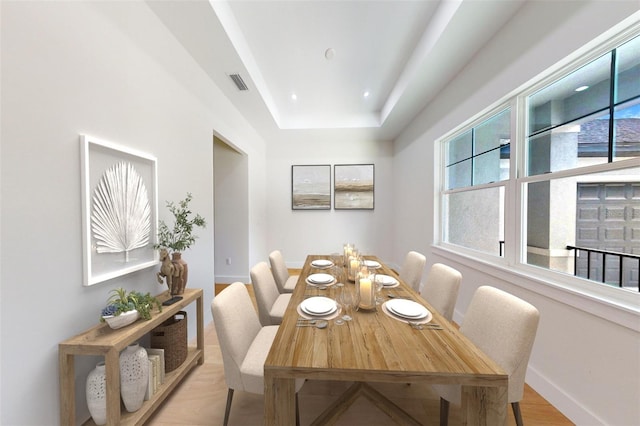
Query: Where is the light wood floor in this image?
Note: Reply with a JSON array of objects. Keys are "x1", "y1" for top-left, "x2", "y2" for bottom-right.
[{"x1": 147, "y1": 282, "x2": 574, "y2": 425}]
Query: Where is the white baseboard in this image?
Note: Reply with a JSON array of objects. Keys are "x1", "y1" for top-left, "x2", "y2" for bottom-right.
[
  {"x1": 526, "y1": 364, "x2": 604, "y2": 425},
  {"x1": 215, "y1": 275, "x2": 250, "y2": 284}
]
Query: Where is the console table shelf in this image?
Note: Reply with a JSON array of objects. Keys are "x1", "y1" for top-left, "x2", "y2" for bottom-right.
[{"x1": 59, "y1": 288, "x2": 204, "y2": 426}]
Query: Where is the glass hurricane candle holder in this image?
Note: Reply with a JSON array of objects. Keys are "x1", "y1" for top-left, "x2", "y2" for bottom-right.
[
  {"x1": 356, "y1": 271, "x2": 376, "y2": 311},
  {"x1": 347, "y1": 254, "x2": 361, "y2": 282},
  {"x1": 343, "y1": 243, "x2": 354, "y2": 266}
]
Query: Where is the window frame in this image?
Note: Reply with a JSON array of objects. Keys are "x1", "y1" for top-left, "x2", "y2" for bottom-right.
[
  {"x1": 437, "y1": 101, "x2": 515, "y2": 264},
  {"x1": 435, "y1": 17, "x2": 640, "y2": 329}
]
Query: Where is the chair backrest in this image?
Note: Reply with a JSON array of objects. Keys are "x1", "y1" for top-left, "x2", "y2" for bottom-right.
[
  {"x1": 250, "y1": 261, "x2": 281, "y2": 326},
  {"x1": 399, "y1": 251, "x2": 426, "y2": 291},
  {"x1": 420, "y1": 263, "x2": 462, "y2": 321},
  {"x1": 268, "y1": 250, "x2": 289, "y2": 293},
  {"x1": 461, "y1": 286, "x2": 540, "y2": 402},
  {"x1": 211, "y1": 282, "x2": 262, "y2": 391}
]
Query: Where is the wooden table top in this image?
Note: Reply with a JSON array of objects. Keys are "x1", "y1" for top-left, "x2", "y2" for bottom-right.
[{"x1": 264, "y1": 255, "x2": 506, "y2": 387}]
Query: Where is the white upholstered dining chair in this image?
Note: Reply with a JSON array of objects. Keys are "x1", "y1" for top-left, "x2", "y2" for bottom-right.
[
  {"x1": 268, "y1": 250, "x2": 299, "y2": 293},
  {"x1": 420, "y1": 263, "x2": 462, "y2": 321},
  {"x1": 434, "y1": 286, "x2": 540, "y2": 426},
  {"x1": 250, "y1": 261, "x2": 292, "y2": 326},
  {"x1": 399, "y1": 251, "x2": 426, "y2": 291},
  {"x1": 211, "y1": 282, "x2": 304, "y2": 426}
]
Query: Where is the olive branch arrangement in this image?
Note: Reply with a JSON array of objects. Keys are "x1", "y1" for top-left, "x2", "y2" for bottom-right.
[{"x1": 154, "y1": 193, "x2": 206, "y2": 253}]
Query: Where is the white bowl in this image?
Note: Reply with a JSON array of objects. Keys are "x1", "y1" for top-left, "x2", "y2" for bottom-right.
[{"x1": 102, "y1": 309, "x2": 139, "y2": 329}]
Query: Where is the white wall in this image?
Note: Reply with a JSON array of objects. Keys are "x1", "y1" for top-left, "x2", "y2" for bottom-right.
[
  {"x1": 393, "y1": 1, "x2": 640, "y2": 425},
  {"x1": 265, "y1": 130, "x2": 395, "y2": 268},
  {"x1": 0, "y1": 1, "x2": 266, "y2": 424}
]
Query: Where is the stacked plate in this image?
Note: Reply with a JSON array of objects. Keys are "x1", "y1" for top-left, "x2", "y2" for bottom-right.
[
  {"x1": 384, "y1": 299, "x2": 431, "y2": 321},
  {"x1": 363, "y1": 260, "x2": 381, "y2": 268},
  {"x1": 300, "y1": 297, "x2": 338, "y2": 317},
  {"x1": 306, "y1": 273, "x2": 335, "y2": 286},
  {"x1": 374, "y1": 274, "x2": 399, "y2": 287},
  {"x1": 311, "y1": 259, "x2": 334, "y2": 269}
]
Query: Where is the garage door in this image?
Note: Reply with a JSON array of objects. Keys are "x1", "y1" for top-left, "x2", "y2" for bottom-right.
[{"x1": 575, "y1": 182, "x2": 639, "y2": 289}]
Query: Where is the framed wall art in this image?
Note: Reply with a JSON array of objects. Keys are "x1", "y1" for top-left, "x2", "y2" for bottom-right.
[
  {"x1": 80, "y1": 135, "x2": 158, "y2": 286},
  {"x1": 334, "y1": 164, "x2": 375, "y2": 210},
  {"x1": 291, "y1": 164, "x2": 331, "y2": 210}
]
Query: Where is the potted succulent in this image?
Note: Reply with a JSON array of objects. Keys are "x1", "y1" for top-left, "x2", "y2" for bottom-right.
[
  {"x1": 100, "y1": 287, "x2": 162, "y2": 329},
  {"x1": 154, "y1": 193, "x2": 206, "y2": 296}
]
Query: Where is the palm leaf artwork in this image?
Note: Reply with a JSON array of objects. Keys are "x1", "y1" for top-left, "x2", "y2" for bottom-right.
[{"x1": 91, "y1": 162, "x2": 152, "y2": 262}]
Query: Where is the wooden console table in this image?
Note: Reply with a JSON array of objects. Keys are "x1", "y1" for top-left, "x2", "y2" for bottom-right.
[{"x1": 59, "y1": 288, "x2": 204, "y2": 426}]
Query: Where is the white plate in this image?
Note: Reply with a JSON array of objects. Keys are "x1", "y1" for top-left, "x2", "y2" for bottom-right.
[
  {"x1": 297, "y1": 304, "x2": 342, "y2": 320},
  {"x1": 305, "y1": 277, "x2": 336, "y2": 287},
  {"x1": 382, "y1": 302, "x2": 432, "y2": 325},
  {"x1": 386, "y1": 299, "x2": 429, "y2": 319},
  {"x1": 363, "y1": 260, "x2": 381, "y2": 268},
  {"x1": 307, "y1": 273, "x2": 334, "y2": 284},
  {"x1": 375, "y1": 274, "x2": 399, "y2": 287},
  {"x1": 302, "y1": 304, "x2": 337, "y2": 316},
  {"x1": 300, "y1": 297, "x2": 337, "y2": 315},
  {"x1": 311, "y1": 259, "x2": 334, "y2": 268}
]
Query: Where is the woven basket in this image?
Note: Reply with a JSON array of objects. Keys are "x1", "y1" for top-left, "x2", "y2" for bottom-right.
[{"x1": 150, "y1": 311, "x2": 187, "y2": 373}]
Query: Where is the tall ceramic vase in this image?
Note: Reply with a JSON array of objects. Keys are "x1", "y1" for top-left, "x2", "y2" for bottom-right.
[
  {"x1": 86, "y1": 362, "x2": 107, "y2": 425},
  {"x1": 119, "y1": 343, "x2": 149, "y2": 412},
  {"x1": 171, "y1": 252, "x2": 188, "y2": 295}
]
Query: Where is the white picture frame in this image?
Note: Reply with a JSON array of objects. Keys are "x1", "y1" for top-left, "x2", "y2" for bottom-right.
[{"x1": 80, "y1": 135, "x2": 159, "y2": 286}]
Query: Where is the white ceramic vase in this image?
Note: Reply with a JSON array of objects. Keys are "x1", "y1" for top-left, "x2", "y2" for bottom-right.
[
  {"x1": 86, "y1": 362, "x2": 107, "y2": 425},
  {"x1": 119, "y1": 343, "x2": 149, "y2": 412}
]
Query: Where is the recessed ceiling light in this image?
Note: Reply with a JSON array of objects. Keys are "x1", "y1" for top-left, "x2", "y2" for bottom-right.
[
  {"x1": 363, "y1": 91, "x2": 370, "y2": 98},
  {"x1": 575, "y1": 85, "x2": 589, "y2": 92},
  {"x1": 291, "y1": 93, "x2": 297, "y2": 101}
]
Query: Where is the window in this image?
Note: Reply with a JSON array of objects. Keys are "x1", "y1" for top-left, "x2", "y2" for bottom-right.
[
  {"x1": 445, "y1": 109, "x2": 511, "y2": 190},
  {"x1": 524, "y1": 167, "x2": 639, "y2": 291},
  {"x1": 523, "y1": 34, "x2": 639, "y2": 292},
  {"x1": 439, "y1": 30, "x2": 640, "y2": 293},
  {"x1": 527, "y1": 35, "x2": 640, "y2": 175},
  {"x1": 442, "y1": 109, "x2": 510, "y2": 256}
]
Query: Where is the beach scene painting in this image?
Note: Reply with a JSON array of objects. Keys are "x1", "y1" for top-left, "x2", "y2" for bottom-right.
[
  {"x1": 334, "y1": 164, "x2": 374, "y2": 210},
  {"x1": 292, "y1": 165, "x2": 331, "y2": 210}
]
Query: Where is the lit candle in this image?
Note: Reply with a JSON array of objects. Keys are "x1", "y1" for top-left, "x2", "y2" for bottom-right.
[
  {"x1": 359, "y1": 277, "x2": 372, "y2": 308},
  {"x1": 344, "y1": 246, "x2": 352, "y2": 259},
  {"x1": 349, "y1": 257, "x2": 360, "y2": 281}
]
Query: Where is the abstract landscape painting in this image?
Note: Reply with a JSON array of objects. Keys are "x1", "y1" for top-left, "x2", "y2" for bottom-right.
[
  {"x1": 334, "y1": 164, "x2": 374, "y2": 210},
  {"x1": 292, "y1": 165, "x2": 331, "y2": 210}
]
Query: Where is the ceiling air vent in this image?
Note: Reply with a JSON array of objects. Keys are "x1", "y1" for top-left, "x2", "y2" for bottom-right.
[{"x1": 229, "y1": 73, "x2": 248, "y2": 91}]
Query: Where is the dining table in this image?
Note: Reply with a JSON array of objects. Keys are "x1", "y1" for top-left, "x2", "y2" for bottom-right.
[{"x1": 263, "y1": 254, "x2": 508, "y2": 425}]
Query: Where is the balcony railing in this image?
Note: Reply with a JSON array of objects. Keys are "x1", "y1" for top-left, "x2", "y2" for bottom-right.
[{"x1": 566, "y1": 245, "x2": 640, "y2": 292}]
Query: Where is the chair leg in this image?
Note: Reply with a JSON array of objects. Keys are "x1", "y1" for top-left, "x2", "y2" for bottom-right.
[
  {"x1": 512, "y1": 401, "x2": 523, "y2": 426},
  {"x1": 295, "y1": 393, "x2": 300, "y2": 426},
  {"x1": 439, "y1": 397, "x2": 450, "y2": 426},
  {"x1": 223, "y1": 388, "x2": 234, "y2": 426}
]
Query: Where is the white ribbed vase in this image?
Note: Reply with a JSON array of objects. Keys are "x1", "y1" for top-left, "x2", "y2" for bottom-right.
[
  {"x1": 119, "y1": 343, "x2": 149, "y2": 412},
  {"x1": 86, "y1": 362, "x2": 107, "y2": 425}
]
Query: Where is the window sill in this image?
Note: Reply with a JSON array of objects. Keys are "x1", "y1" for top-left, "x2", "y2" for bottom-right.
[{"x1": 432, "y1": 244, "x2": 640, "y2": 331}]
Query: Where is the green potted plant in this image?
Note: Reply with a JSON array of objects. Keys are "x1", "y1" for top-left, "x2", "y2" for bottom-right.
[
  {"x1": 100, "y1": 287, "x2": 162, "y2": 329},
  {"x1": 154, "y1": 193, "x2": 206, "y2": 296}
]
